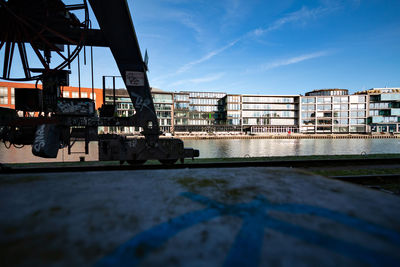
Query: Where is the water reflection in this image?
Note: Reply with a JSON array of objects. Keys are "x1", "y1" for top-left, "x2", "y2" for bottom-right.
[
  {"x1": 0, "y1": 142, "x2": 99, "y2": 164},
  {"x1": 183, "y1": 139, "x2": 400, "y2": 158},
  {"x1": 0, "y1": 139, "x2": 399, "y2": 163}
]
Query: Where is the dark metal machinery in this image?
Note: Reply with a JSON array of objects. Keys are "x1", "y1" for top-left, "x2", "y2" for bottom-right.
[{"x1": 0, "y1": 0, "x2": 199, "y2": 164}]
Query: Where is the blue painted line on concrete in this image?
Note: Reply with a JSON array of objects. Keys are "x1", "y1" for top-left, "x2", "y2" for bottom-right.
[
  {"x1": 264, "y1": 216, "x2": 398, "y2": 266},
  {"x1": 223, "y1": 206, "x2": 266, "y2": 267},
  {"x1": 96, "y1": 207, "x2": 221, "y2": 267},
  {"x1": 271, "y1": 203, "x2": 400, "y2": 246},
  {"x1": 96, "y1": 193, "x2": 400, "y2": 267}
]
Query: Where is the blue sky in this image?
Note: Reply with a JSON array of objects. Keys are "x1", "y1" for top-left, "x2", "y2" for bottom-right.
[
  {"x1": 5, "y1": 0, "x2": 400, "y2": 95},
  {"x1": 124, "y1": 0, "x2": 400, "y2": 95}
]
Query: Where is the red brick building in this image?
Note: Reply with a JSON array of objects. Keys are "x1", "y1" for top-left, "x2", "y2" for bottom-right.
[{"x1": 0, "y1": 81, "x2": 104, "y2": 110}]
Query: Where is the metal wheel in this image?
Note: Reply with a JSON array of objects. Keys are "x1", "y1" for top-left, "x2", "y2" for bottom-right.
[{"x1": 0, "y1": 0, "x2": 89, "y2": 81}]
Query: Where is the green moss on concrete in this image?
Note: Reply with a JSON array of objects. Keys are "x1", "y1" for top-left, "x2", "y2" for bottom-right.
[{"x1": 176, "y1": 177, "x2": 228, "y2": 192}]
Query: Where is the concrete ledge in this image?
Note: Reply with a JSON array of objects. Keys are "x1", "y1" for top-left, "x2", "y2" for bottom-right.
[{"x1": 1, "y1": 167, "x2": 399, "y2": 266}]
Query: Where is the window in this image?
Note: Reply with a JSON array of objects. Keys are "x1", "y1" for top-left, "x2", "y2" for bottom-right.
[
  {"x1": 0, "y1": 87, "x2": 8, "y2": 104},
  {"x1": 228, "y1": 95, "x2": 240, "y2": 102},
  {"x1": 71, "y1": 92, "x2": 79, "y2": 98},
  {"x1": 11, "y1": 88, "x2": 15, "y2": 105},
  {"x1": 81, "y1": 92, "x2": 88, "y2": 98},
  {"x1": 90, "y1": 93, "x2": 96, "y2": 100},
  {"x1": 175, "y1": 94, "x2": 189, "y2": 102},
  {"x1": 153, "y1": 93, "x2": 173, "y2": 103},
  {"x1": 63, "y1": 91, "x2": 70, "y2": 98}
]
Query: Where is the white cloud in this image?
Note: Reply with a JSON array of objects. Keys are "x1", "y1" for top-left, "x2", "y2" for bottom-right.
[
  {"x1": 176, "y1": 39, "x2": 240, "y2": 74},
  {"x1": 170, "y1": 72, "x2": 225, "y2": 86},
  {"x1": 249, "y1": 6, "x2": 335, "y2": 37},
  {"x1": 164, "y1": 10, "x2": 203, "y2": 37},
  {"x1": 153, "y1": 3, "x2": 339, "y2": 88},
  {"x1": 258, "y1": 51, "x2": 330, "y2": 71}
]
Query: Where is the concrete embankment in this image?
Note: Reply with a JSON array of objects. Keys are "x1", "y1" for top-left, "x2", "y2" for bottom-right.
[{"x1": 176, "y1": 134, "x2": 399, "y2": 140}]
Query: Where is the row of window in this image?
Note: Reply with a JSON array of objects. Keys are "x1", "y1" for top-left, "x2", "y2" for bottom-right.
[
  {"x1": 302, "y1": 111, "x2": 366, "y2": 118},
  {"x1": 190, "y1": 98, "x2": 219, "y2": 105},
  {"x1": 369, "y1": 102, "x2": 391, "y2": 109},
  {"x1": 302, "y1": 103, "x2": 366, "y2": 111},
  {"x1": 242, "y1": 96, "x2": 295, "y2": 103},
  {"x1": 156, "y1": 111, "x2": 171, "y2": 118},
  {"x1": 227, "y1": 104, "x2": 240, "y2": 110},
  {"x1": 190, "y1": 105, "x2": 218, "y2": 112},
  {"x1": 63, "y1": 91, "x2": 97, "y2": 100},
  {"x1": 243, "y1": 118, "x2": 296, "y2": 126},
  {"x1": 371, "y1": 125, "x2": 400, "y2": 133},
  {"x1": 227, "y1": 95, "x2": 240, "y2": 102},
  {"x1": 175, "y1": 103, "x2": 189, "y2": 109},
  {"x1": 242, "y1": 110, "x2": 295, "y2": 118},
  {"x1": 307, "y1": 90, "x2": 348, "y2": 96},
  {"x1": 154, "y1": 103, "x2": 172, "y2": 111},
  {"x1": 302, "y1": 119, "x2": 366, "y2": 125},
  {"x1": 152, "y1": 94, "x2": 173, "y2": 103},
  {"x1": 301, "y1": 126, "x2": 366, "y2": 132},
  {"x1": 117, "y1": 103, "x2": 134, "y2": 110},
  {"x1": 375, "y1": 116, "x2": 399, "y2": 123},
  {"x1": 174, "y1": 94, "x2": 189, "y2": 102},
  {"x1": 1, "y1": 88, "x2": 98, "y2": 105},
  {"x1": 301, "y1": 96, "x2": 366, "y2": 104},
  {"x1": 158, "y1": 119, "x2": 172, "y2": 126},
  {"x1": 227, "y1": 119, "x2": 241, "y2": 125},
  {"x1": 188, "y1": 92, "x2": 226, "y2": 99},
  {"x1": 242, "y1": 104, "x2": 296, "y2": 110}
]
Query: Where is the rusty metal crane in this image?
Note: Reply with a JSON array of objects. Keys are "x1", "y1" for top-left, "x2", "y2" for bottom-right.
[{"x1": 0, "y1": 0, "x2": 199, "y2": 164}]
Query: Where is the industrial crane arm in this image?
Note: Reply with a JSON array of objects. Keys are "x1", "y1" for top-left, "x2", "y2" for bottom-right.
[{"x1": 88, "y1": 0, "x2": 159, "y2": 138}]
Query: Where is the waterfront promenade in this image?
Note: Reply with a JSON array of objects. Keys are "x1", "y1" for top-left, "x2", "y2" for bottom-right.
[{"x1": 176, "y1": 133, "x2": 400, "y2": 140}]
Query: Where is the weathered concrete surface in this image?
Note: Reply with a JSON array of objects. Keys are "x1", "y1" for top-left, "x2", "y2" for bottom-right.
[{"x1": 0, "y1": 167, "x2": 399, "y2": 267}]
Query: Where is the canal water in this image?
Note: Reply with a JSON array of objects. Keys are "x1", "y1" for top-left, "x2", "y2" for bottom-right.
[{"x1": 1, "y1": 138, "x2": 400, "y2": 164}]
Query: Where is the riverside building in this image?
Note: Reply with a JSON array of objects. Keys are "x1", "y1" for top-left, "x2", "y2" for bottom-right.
[
  {"x1": 174, "y1": 91, "x2": 226, "y2": 133},
  {"x1": 356, "y1": 88, "x2": 400, "y2": 134},
  {"x1": 299, "y1": 89, "x2": 368, "y2": 134},
  {"x1": 241, "y1": 95, "x2": 299, "y2": 134},
  {"x1": 102, "y1": 88, "x2": 174, "y2": 134},
  {"x1": 1, "y1": 81, "x2": 399, "y2": 135}
]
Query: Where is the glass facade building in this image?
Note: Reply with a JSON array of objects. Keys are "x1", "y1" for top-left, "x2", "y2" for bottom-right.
[
  {"x1": 103, "y1": 88, "x2": 396, "y2": 135},
  {"x1": 300, "y1": 91, "x2": 368, "y2": 134},
  {"x1": 2, "y1": 82, "x2": 400, "y2": 135},
  {"x1": 360, "y1": 88, "x2": 400, "y2": 134},
  {"x1": 152, "y1": 90, "x2": 174, "y2": 133}
]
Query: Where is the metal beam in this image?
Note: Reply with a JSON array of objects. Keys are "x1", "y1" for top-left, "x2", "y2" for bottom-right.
[{"x1": 88, "y1": 0, "x2": 159, "y2": 135}]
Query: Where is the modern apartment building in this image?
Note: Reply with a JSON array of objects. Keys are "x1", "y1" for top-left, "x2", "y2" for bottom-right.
[
  {"x1": 2, "y1": 81, "x2": 400, "y2": 135},
  {"x1": 241, "y1": 95, "x2": 299, "y2": 134},
  {"x1": 299, "y1": 89, "x2": 368, "y2": 134},
  {"x1": 152, "y1": 89, "x2": 174, "y2": 133},
  {"x1": 219, "y1": 94, "x2": 300, "y2": 133},
  {"x1": 174, "y1": 91, "x2": 226, "y2": 133},
  {"x1": 218, "y1": 94, "x2": 242, "y2": 132},
  {"x1": 357, "y1": 88, "x2": 400, "y2": 134}
]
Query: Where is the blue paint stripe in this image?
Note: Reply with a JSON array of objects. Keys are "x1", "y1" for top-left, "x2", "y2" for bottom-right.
[
  {"x1": 96, "y1": 208, "x2": 221, "y2": 267},
  {"x1": 264, "y1": 216, "x2": 399, "y2": 266},
  {"x1": 95, "y1": 193, "x2": 400, "y2": 267},
  {"x1": 271, "y1": 203, "x2": 400, "y2": 246},
  {"x1": 224, "y1": 214, "x2": 266, "y2": 267}
]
